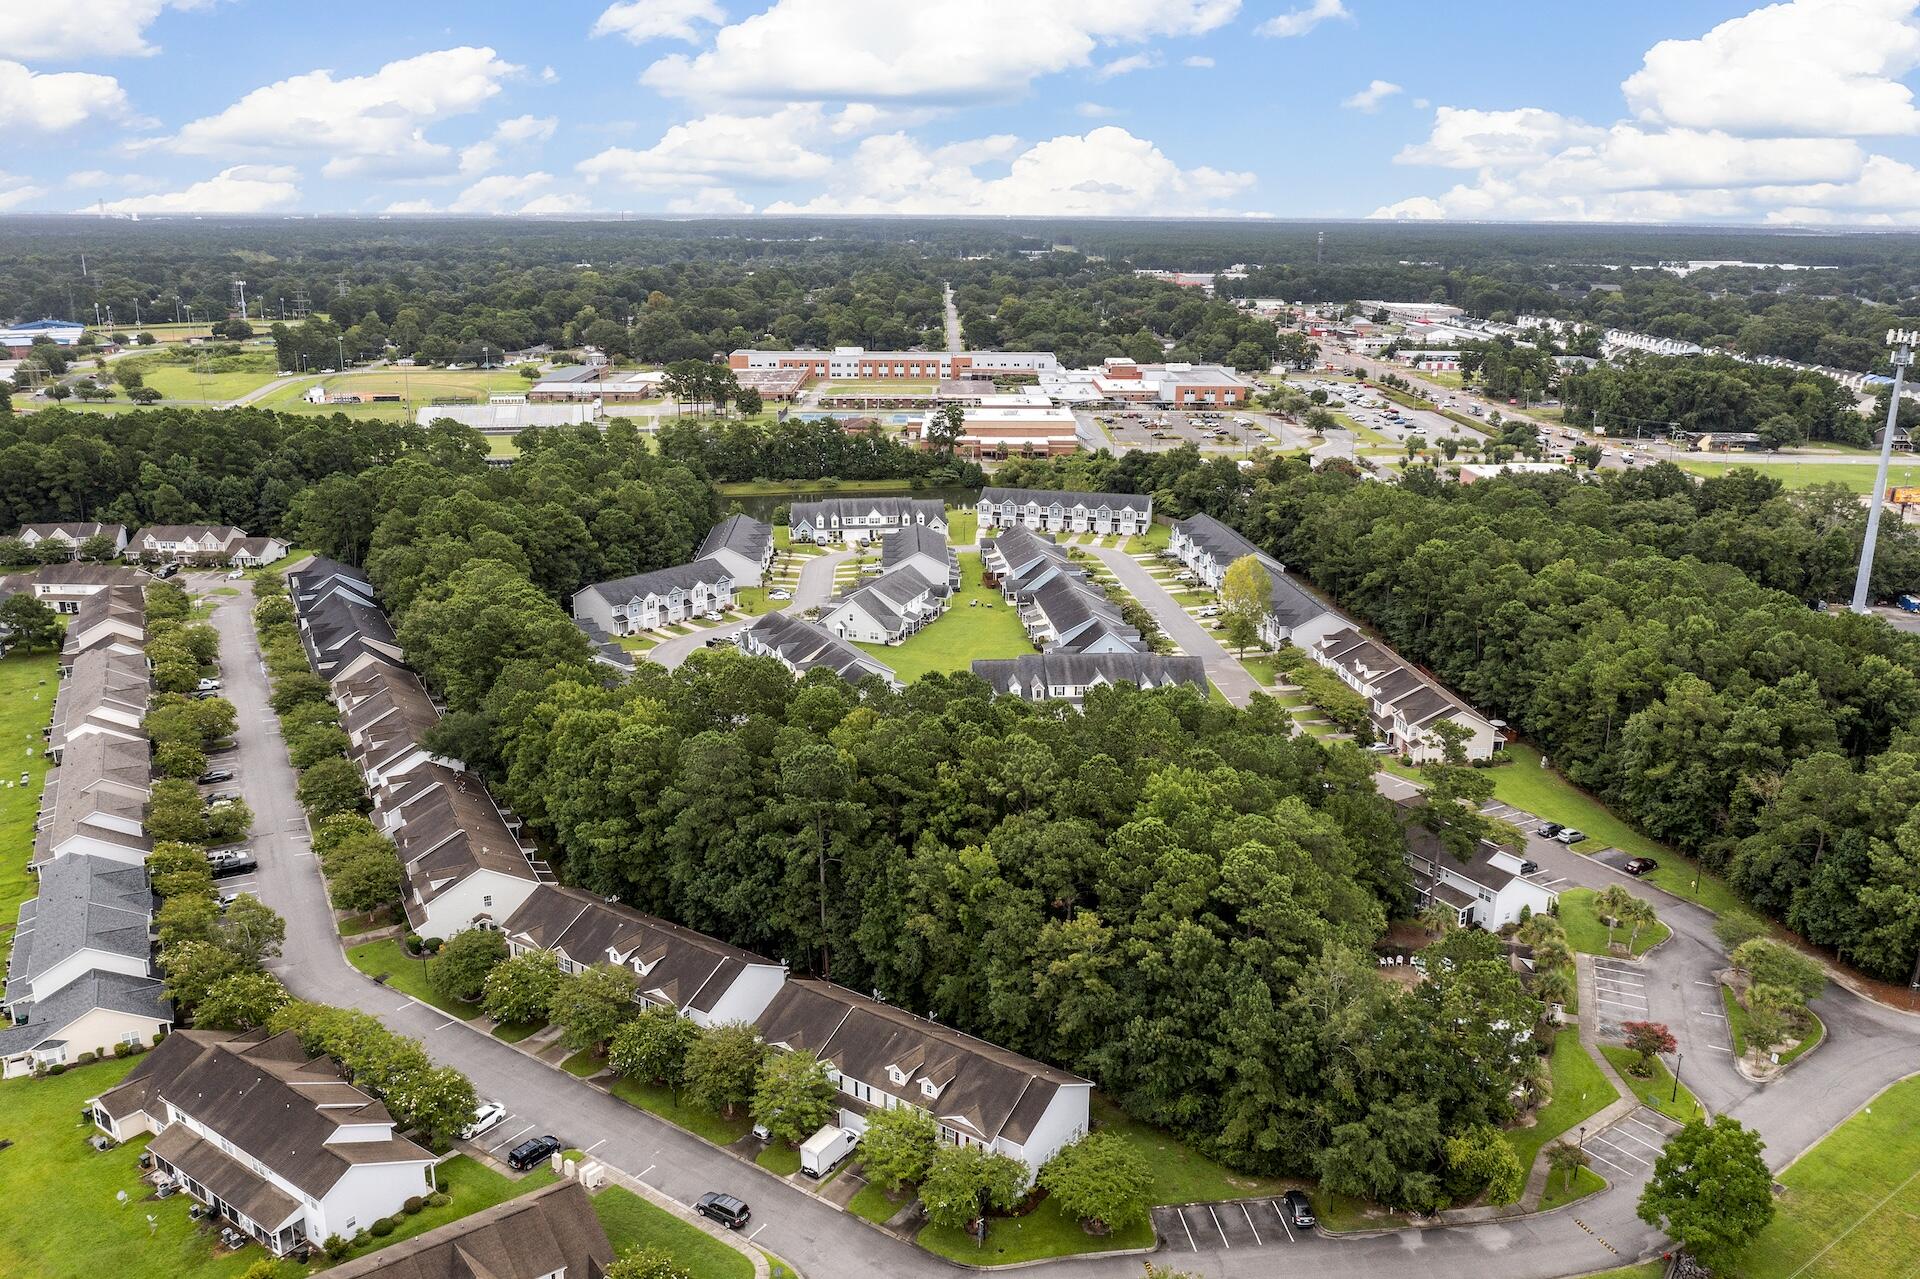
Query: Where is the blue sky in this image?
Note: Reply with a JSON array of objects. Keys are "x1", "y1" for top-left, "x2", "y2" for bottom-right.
[{"x1": 5, "y1": 0, "x2": 1920, "y2": 223}]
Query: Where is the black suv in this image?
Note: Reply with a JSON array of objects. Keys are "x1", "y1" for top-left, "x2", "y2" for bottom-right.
[
  {"x1": 197, "y1": 768, "x2": 235, "y2": 785},
  {"x1": 696, "y1": 1192, "x2": 751, "y2": 1230},
  {"x1": 507, "y1": 1135, "x2": 561, "y2": 1171},
  {"x1": 1283, "y1": 1189, "x2": 1316, "y2": 1228}
]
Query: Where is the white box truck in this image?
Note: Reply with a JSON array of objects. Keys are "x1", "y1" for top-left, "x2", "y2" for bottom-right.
[{"x1": 800, "y1": 1124, "x2": 856, "y2": 1178}]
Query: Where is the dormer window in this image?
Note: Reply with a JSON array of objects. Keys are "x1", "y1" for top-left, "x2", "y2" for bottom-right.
[
  {"x1": 887, "y1": 1066, "x2": 907, "y2": 1087},
  {"x1": 920, "y1": 1079, "x2": 941, "y2": 1100}
]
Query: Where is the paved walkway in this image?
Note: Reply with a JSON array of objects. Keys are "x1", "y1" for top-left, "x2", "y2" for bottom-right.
[{"x1": 1088, "y1": 545, "x2": 1262, "y2": 706}]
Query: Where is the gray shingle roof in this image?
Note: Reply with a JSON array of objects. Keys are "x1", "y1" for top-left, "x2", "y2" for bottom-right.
[
  {"x1": 979, "y1": 487, "x2": 1151, "y2": 516},
  {"x1": 738, "y1": 613, "x2": 895, "y2": 686},
  {"x1": 321, "y1": 1181, "x2": 613, "y2": 1279},
  {"x1": 788, "y1": 497, "x2": 944, "y2": 530},
  {"x1": 6, "y1": 853, "x2": 153, "y2": 1003},
  {"x1": 971, "y1": 652, "x2": 1206, "y2": 700},
  {"x1": 698, "y1": 514, "x2": 773, "y2": 564},
  {"x1": 1174, "y1": 512, "x2": 1262, "y2": 567},
  {"x1": 575, "y1": 557, "x2": 732, "y2": 608},
  {"x1": 0, "y1": 969, "x2": 169, "y2": 1055}
]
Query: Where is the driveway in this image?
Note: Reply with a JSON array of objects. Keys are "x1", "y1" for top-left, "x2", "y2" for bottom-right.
[
  {"x1": 1088, "y1": 546, "x2": 1261, "y2": 707},
  {"x1": 648, "y1": 548, "x2": 851, "y2": 671}
]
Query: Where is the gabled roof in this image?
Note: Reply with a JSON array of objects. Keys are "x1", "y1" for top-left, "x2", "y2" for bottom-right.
[
  {"x1": 755, "y1": 980, "x2": 1087, "y2": 1148},
  {"x1": 322, "y1": 1181, "x2": 613, "y2": 1279},
  {"x1": 788, "y1": 497, "x2": 945, "y2": 527},
  {"x1": 28, "y1": 563, "x2": 150, "y2": 591},
  {"x1": 1262, "y1": 565, "x2": 1332, "y2": 631},
  {"x1": 383, "y1": 765, "x2": 536, "y2": 919},
  {"x1": 0, "y1": 970, "x2": 169, "y2": 1056},
  {"x1": 6, "y1": 854, "x2": 153, "y2": 1002},
  {"x1": 288, "y1": 557, "x2": 374, "y2": 608},
  {"x1": 979, "y1": 487, "x2": 1151, "y2": 515},
  {"x1": 129, "y1": 525, "x2": 245, "y2": 545},
  {"x1": 882, "y1": 522, "x2": 950, "y2": 568},
  {"x1": 1173, "y1": 512, "x2": 1262, "y2": 567},
  {"x1": 971, "y1": 652, "x2": 1206, "y2": 699},
  {"x1": 576, "y1": 557, "x2": 732, "y2": 608},
  {"x1": 95, "y1": 1029, "x2": 433, "y2": 1200},
  {"x1": 15, "y1": 522, "x2": 124, "y2": 541},
  {"x1": 501, "y1": 885, "x2": 777, "y2": 1017},
  {"x1": 739, "y1": 613, "x2": 895, "y2": 686},
  {"x1": 574, "y1": 618, "x2": 635, "y2": 671},
  {"x1": 698, "y1": 514, "x2": 773, "y2": 565}
]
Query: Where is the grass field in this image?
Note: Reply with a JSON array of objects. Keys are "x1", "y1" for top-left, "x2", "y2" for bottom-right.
[
  {"x1": 345, "y1": 938, "x2": 481, "y2": 1019},
  {"x1": 0, "y1": 653, "x2": 59, "y2": 971},
  {"x1": 0, "y1": 1057, "x2": 558, "y2": 1279},
  {"x1": 1557, "y1": 887, "x2": 1670, "y2": 957},
  {"x1": 1598, "y1": 1046, "x2": 1705, "y2": 1124},
  {"x1": 917, "y1": 1195, "x2": 1154, "y2": 1264},
  {"x1": 491, "y1": 1019, "x2": 546, "y2": 1043},
  {"x1": 715, "y1": 477, "x2": 927, "y2": 498},
  {"x1": 1721, "y1": 984, "x2": 1824, "y2": 1066},
  {"x1": 485, "y1": 435, "x2": 520, "y2": 458},
  {"x1": 946, "y1": 507, "x2": 978, "y2": 544},
  {"x1": 1490, "y1": 744, "x2": 1744, "y2": 916},
  {"x1": 609, "y1": 1077, "x2": 753, "y2": 1147},
  {"x1": 1090, "y1": 1096, "x2": 1292, "y2": 1205},
  {"x1": 849, "y1": 1182, "x2": 912, "y2": 1225},
  {"x1": 822, "y1": 379, "x2": 937, "y2": 393},
  {"x1": 1504, "y1": 1034, "x2": 1618, "y2": 1177},
  {"x1": 855, "y1": 552, "x2": 1034, "y2": 681},
  {"x1": 756, "y1": 1142, "x2": 801, "y2": 1175},
  {"x1": 593, "y1": 1186, "x2": 752, "y2": 1279},
  {"x1": 139, "y1": 364, "x2": 281, "y2": 403},
  {"x1": 1539, "y1": 1164, "x2": 1607, "y2": 1211},
  {"x1": 1729, "y1": 1075, "x2": 1920, "y2": 1279},
  {"x1": 1675, "y1": 459, "x2": 1920, "y2": 494}
]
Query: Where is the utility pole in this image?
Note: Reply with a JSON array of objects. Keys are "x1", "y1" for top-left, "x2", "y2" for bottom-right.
[{"x1": 1852, "y1": 330, "x2": 1917, "y2": 613}]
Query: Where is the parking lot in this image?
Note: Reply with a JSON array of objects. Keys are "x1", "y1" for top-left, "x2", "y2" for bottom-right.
[
  {"x1": 1592, "y1": 956, "x2": 1651, "y2": 1030},
  {"x1": 1152, "y1": 1196, "x2": 1305, "y2": 1253},
  {"x1": 1477, "y1": 801, "x2": 1576, "y2": 892},
  {"x1": 1577, "y1": 1108, "x2": 1680, "y2": 1182},
  {"x1": 1089, "y1": 408, "x2": 1285, "y2": 453}
]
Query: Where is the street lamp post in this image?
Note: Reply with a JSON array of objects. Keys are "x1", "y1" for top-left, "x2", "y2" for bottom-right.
[
  {"x1": 1671, "y1": 1051, "x2": 1683, "y2": 1105},
  {"x1": 1851, "y1": 330, "x2": 1918, "y2": 613}
]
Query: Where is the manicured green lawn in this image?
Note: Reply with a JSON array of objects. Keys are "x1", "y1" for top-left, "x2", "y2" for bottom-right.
[
  {"x1": 1092, "y1": 1096, "x2": 1291, "y2": 1204},
  {"x1": 139, "y1": 364, "x2": 281, "y2": 402},
  {"x1": 1599, "y1": 1046, "x2": 1705, "y2": 1124},
  {"x1": 917, "y1": 1195, "x2": 1154, "y2": 1264},
  {"x1": 945, "y1": 507, "x2": 979, "y2": 545},
  {"x1": 1556, "y1": 887, "x2": 1670, "y2": 957},
  {"x1": 1675, "y1": 459, "x2": 1919, "y2": 494},
  {"x1": 0, "y1": 652, "x2": 58, "y2": 971},
  {"x1": 1317, "y1": 1191, "x2": 1409, "y2": 1232},
  {"x1": 609, "y1": 1077, "x2": 753, "y2": 1147},
  {"x1": 849, "y1": 1182, "x2": 912, "y2": 1225},
  {"x1": 1538, "y1": 1164, "x2": 1606, "y2": 1211},
  {"x1": 485, "y1": 435, "x2": 520, "y2": 458},
  {"x1": 560, "y1": 1048, "x2": 605, "y2": 1077},
  {"x1": 1489, "y1": 744, "x2": 1744, "y2": 916},
  {"x1": 345, "y1": 938, "x2": 481, "y2": 1019},
  {"x1": 593, "y1": 1186, "x2": 753, "y2": 1279},
  {"x1": 0, "y1": 1060, "x2": 555, "y2": 1279},
  {"x1": 1124, "y1": 521, "x2": 1172, "y2": 553},
  {"x1": 1730, "y1": 1074, "x2": 1920, "y2": 1279},
  {"x1": 854, "y1": 552, "x2": 1035, "y2": 681},
  {"x1": 1578, "y1": 1260, "x2": 1663, "y2": 1279},
  {"x1": 1721, "y1": 984, "x2": 1823, "y2": 1066},
  {"x1": 822, "y1": 379, "x2": 937, "y2": 393},
  {"x1": 756, "y1": 1142, "x2": 801, "y2": 1175},
  {"x1": 1505, "y1": 1034, "x2": 1618, "y2": 1177}
]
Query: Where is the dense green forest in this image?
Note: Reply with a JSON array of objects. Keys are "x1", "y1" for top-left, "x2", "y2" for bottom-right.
[{"x1": 1002, "y1": 446, "x2": 1920, "y2": 981}]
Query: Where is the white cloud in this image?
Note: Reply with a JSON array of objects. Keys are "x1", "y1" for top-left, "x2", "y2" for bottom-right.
[
  {"x1": 1257, "y1": 0, "x2": 1349, "y2": 38},
  {"x1": 1623, "y1": 0, "x2": 1920, "y2": 137},
  {"x1": 1077, "y1": 101, "x2": 1118, "y2": 117},
  {"x1": 1, "y1": 0, "x2": 208, "y2": 60},
  {"x1": 0, "y1": 61, "x2": 133, "y2": 132},
  {"x1": 449, "y1": 173, "x2": 552, "y2": 213},
  {"x1": 0, "y1": 172, "x2": 47, "y2": 210},
  {"x1": 1532, "y1": 127, "x2": 1861, "y2": 192},
  {"x1": 65, "y1": 169, "x2": 156, "y2": 188},
  {"x1": 1412, "y1": 96, "x2": 1429, "y2": 109},
  {"x1": 1396, "y1": 107, "x2": 1605, "y2": 168},
  {"x1": 1096, "y1": 52, "x2": 1159, "y2": 78},
  {"x1": 592, "y1": 0, "x2": 724, "y2": 44},
  {"x1": 93, "y1": 164, "x2": 299, "y2": 214},
  {"x1": 578, "y1": 106, "x2": 837, "y2": 186},
  {"x1": 540, "y1": 65, "x2": 559, "y2": 83},
  {"x1": 1182, "y1": 54, "x2": 1214, "y2": 67},
  {"x1": 640, "y1": 0, "x2": 1240, "y2": 102},
  {"x1": 521, "y1": 192, "x2": 593, "y2": 214},
  {"x1": 459, "y1": 114, "x2": 559, "y2": 175},
  {"x1": 1341, "y1": 79, "x2": 1401, "y2": 112},
  {"x1": 767, "y1": 125, "x2": 1255, "y2": 215},
  {"x1": 666, "y1": 186, "x2": 754, "y2": 213},
  {"x1": 167, "y1": 47, "x2": 518, "y2": 180}
]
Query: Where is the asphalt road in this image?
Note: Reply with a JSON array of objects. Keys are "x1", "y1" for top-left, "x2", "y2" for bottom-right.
[
  {"x1": 195, "y1": 568, "x2": 1920, "y2": 1279},
  {"x1": 646, "y1": 548, "x2": 851, "y2": 670},
  {"x1": 1089, "y1": 546, "x2": 1261, "y2": 707}
]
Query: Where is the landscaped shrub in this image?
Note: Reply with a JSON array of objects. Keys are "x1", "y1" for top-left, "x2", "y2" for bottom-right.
[
  {"x1": 323, "y1": 1235, "x2": 350, "y2": 1260},
  {"x1": 405, "y1": 934, "x2": 424, "y2": 955},
  {"x1": 426, "y1": 1191, "x2": 450, "y2": 1208},
  {"x1": 46, "y1": 1063, "x2": 66, "y2": 1075},
  {"x1": 113, "y1": 1042, "x2": 135, "y2": 1058},
  {"x1": 370, "y1": 1217, "x2": 395, "y2": 1237},
  {"x1": 403, "y1": 1196, "x2": 424, "y2": 1215}
]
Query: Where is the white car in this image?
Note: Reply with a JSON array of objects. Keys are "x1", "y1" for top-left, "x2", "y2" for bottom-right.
[
  {"x1": 461, "y1": 1100, "x2": 508, "y2": 1141},
  {"x1": 1194, "y1": 605, "x2": 1221, "y2": 618},
  {"x1": 196, "y1": 678, "x2": 222, "y2": 692},
  {"x1": 767, "y1": 589, "x2": 793, "y2": 601},
  {"x1": 227, "y1": 569, "x2": 244, "y2": 580}
]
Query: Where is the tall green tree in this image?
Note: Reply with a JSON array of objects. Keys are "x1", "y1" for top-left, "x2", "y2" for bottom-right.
[{"x1": 1638, "y1": 1117, "x2": 1773, "y2": 1270}]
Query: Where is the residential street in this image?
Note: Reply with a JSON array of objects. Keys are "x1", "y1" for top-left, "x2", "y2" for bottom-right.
[
  {"x1": 1089, "y1": 545, "x2": 1261, "y2": 706},
  {"x1": 646, "y1": 547, "x2": 851, "y2": 670},
  {"x1": 192, "y1": 568, "x2": 1919, "y2": 1279}
]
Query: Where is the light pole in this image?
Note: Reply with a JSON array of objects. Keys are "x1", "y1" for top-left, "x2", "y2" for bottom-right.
[
  {"x1": 1852, "y1": 329, "x2": 1917, "y2": 613},
  {"x1": 1670, "y1": 1051, "x2": 1683, "y2": 1105}
]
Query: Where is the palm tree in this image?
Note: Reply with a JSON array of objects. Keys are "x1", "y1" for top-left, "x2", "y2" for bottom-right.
[
  {"x1": 1622, "y1": 897, "x2": 1659, "y2": 955},
  {"x1": 1534, "y1": 965, "x2": 1575, "y2": 1011},
  {"x1": 1593, "y1": 885, "x2": 1634, "y2": 949},
  {"x1": 1418, "y1": 903, "x2": 1460, "y2": 940},
  {"x1": 1530, "y1": 936, "x2": 1574, "y2": 974}
]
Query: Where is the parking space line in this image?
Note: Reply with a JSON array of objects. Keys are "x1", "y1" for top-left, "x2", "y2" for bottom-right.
[
  {"x1": 1581, "y1": 1144, "x2": 1641, "y2": 1178},
  {"x1": 1703, "y1": 1043, "x2": 1733, "y2": 1052},
  {"x1": 585, "y1": 1138, "x2": 607, "y2": 1155},
  {"x1": 1596, "y1": 997, "x2": 1647, "y2": 1009},
  {"x1": 1241, "y1": 1202, "x2": 1262, "y2": 1246},
  {"x1": 1698, "y1": 1009, "x2": 1727, "y2": 1019},
  {"x1": 1207, "y1": 1204, "x2": 1229, "y2": 1248},
  {"x1": 638, "y1": 1164, "x2": 656, "y2": 1179},
  {"x1": 1270, "y1": 1200, "x2": 1294, "y2": 1242},
  {"x1": 490, "y1": 1123, "x2": 534, "y2": 1153},
  {"x1": 1178, "y1": 1210, "x2": 1197, "y2": 1252},
  {"x1": 748, "y1": 1224, "x2": 769, "y2": 1242}
]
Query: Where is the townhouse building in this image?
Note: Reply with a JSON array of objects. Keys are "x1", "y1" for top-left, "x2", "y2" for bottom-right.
[
  {"x1": 34, "y1": 715, "x2": 153, "y2": 866},
  {"x1": 91, "y1": 1029, "x2": 438, "y2": 1256},
  {"x1": 500, "y1": 885, "x2": 787, "y2": 1029},
  {"x1": 879, "y1": 523, "x2": 959, "y2": 592},
  {"x1": 127, "y1": 526, "x2": 287, "y2": 567},
  {"x1": 736, "y1": 612, "x2": 899, "y2": 687},
  {"x1": 971, "y1": 652, "x2": 1207, "y2": 705},
  {"x1": 379, "y1": 765, "x2": 545, "y2": 940},
  {"x1": 17, "y1": 562, "x2": 151, "y2": 614},
  {"x1": 729, "y1": 346, "x2": 1061, "y2": 380},
  {"x1": 981, "y1": 527, "x2": 1143, "y2": 654},
  {"x1": 696, "y1": 514, "x2": 775, "y2": 588},
  {"x1": 1168, "y1": 513, "x2": 1263, "y2": 590},
  {"x1": 287, "y1": 558, "x2": 376, "y2": 613},
  {"x1": 1403, "y1": 822, "x2": 1557, "y2": 931},
  {"x1": 571, "y1": 560, "x2": 735, "y2": 636},
  {"x1": 754, "y1": 979, "x2": 1091, "y2": 1180},
  {"x1": 786, "y1": 498, "x2": 946, "y2": 545},
  {"x1": 1309, "y1": 627, "x2": 1499, "y2": 761},
  {"x1": 58, "y1": 585, "x2": 148, "y2": 670},
  {"x1": 819, "y1": 565, "x2": 949, "y2": 645},
  {"x1": 297, "y1": 593, "x2": 408, "y2": 682},
  {"x1": 976, "y1": 488, "x2": 1152, "y2": 537},
  {"x1": 13, "y1": 522, "x2": 128, "y2": 556},
  {"x1": 323, "y1": 1181, "x2": 612, "y2": 1279}
]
